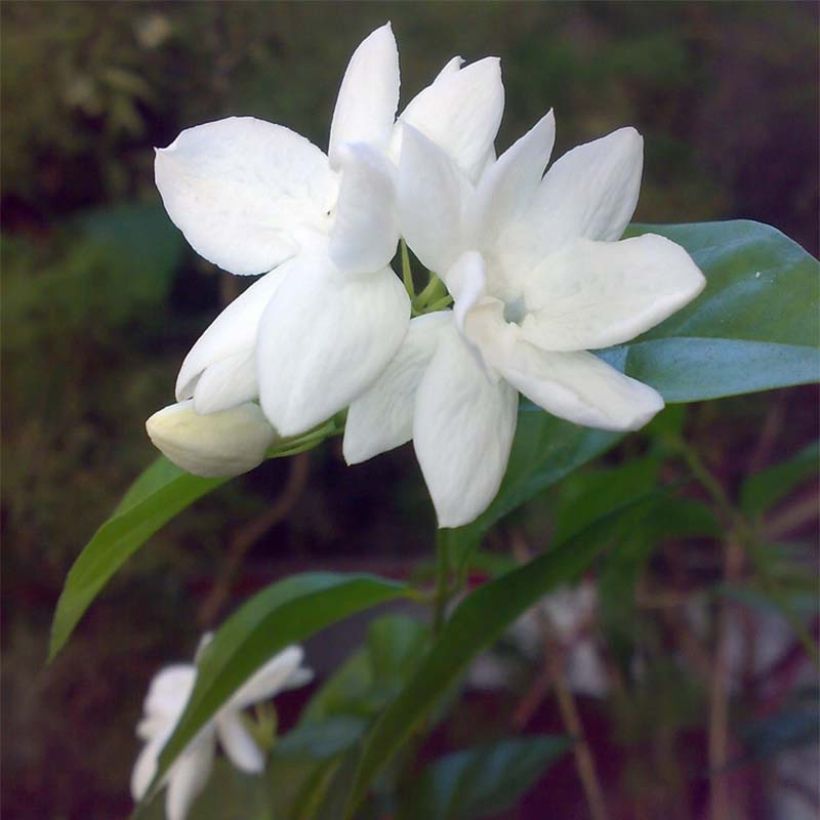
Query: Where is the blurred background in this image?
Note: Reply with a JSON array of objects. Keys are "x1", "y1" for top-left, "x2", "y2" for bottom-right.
[{"x1": 1, "y1": 2, "x2": 818, "y2": 818}]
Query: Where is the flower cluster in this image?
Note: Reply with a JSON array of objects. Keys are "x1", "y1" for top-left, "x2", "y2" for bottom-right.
[
  {"x1": 147, "y1": 23, "x2": 704, "y2": 528},
  {"x1": 132, "y1": 640, "x2": 311, "y2": 820}
]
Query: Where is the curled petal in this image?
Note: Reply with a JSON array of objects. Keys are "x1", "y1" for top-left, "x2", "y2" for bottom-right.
[
  {"x1": 414, "y1": 331, "x2": 518, "y2": 528},
  {"x1": 496, "y1": 343, "x2": 664, "y2": 431},
  {"x1": 329, "y1": 143, "x2": 399, "y2": 274},
  {"x1": 520, "y1": 234, "x2": 706, "y2": 351},
  {"x1": 397, "y1": 126, "x2": 468, "y2": 275},
  {"x1": 155, "y1": 117, "x2": 335, "y2": 276},
  {"x1": 344, "y1": 312, "x2": 452, "y2": 464},
  {"x1": 398, "y1": 57, "x2": 504, "y2": 182},
  {"x1": 328, "y1": 23, "x2": 400, "y2": 168},
  {"x1": 446, "y1": 250, "x2": 489, "y2": 331},
  {"x1": 146, "y1": 400, "x2": 277, "y2": 477},
  {"x1": 257, "y1": 254, "x2": 410, "y2": 436},
  {"x1": 176, "y1": 268, "x2": 287, "y2": 404}
]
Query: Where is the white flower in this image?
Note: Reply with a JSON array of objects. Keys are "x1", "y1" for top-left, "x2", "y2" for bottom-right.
[
  {"x1": 145, "y1": 399, "x2": 277, "y2": 477},
  {"x1": 156, "y1": 23, "x2": 504, "y2": 437},
  {"x1": 131, "y1": 644, "x2": 312, "y2": 820},
  {"x1": 344, "y1": 115, "x2": 705, "y2": 527}
]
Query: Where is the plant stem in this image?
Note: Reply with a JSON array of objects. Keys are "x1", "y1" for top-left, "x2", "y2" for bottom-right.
[
  {"x1": 413, "y1": 274, "x2": 446, "y2": 313},
  {"x1": 511, "y1": 533, "x2": 610, "y2": 820},
  {"x1": 400, "y1": 239, "x2": 415, "y2": 300},
  {"x1": 433, "y1": 530, "x2": 451, "y2": 634},
  {"x1": 545, "y1": 639, "x2": 611, "y2": 820},
  {"x1": 709, "y1": 538, "x2": 744, "y2": 820},
  {"x1": 424, "y1": 294, "x2": 454, "y2": 312}
]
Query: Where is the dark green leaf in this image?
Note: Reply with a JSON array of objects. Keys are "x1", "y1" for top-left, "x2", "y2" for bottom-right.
[
  {"x1": 301, "y1": 616, "x2": 431, "y2": 725},
  {"x1": 449, "y1": 414, "x2": 623, "y2": 567},
  {"x1": 345, "y1": 494, "x2": 659, "y2": 815},
  {"x1": 49, "y1": 457, "x2": 227, "y2": 661},
  {"x1": 140, "y1": 760, "x2": 270, "y2": 820},
  {"x1": 740, "y1": 441, "x2": 819, "y2": 517},
  {"x1": 615, "y1": 221, "x2": 820, "y2": 398},
  {"x1": 50, "y1": 423, "x2": 341, "y2": 661},
  {"x1": 152, "y1": 573, "x2": 409, "y2": 796},
  {"x1": 396, "y1": 736, "x2": 570, "y2": 820}
]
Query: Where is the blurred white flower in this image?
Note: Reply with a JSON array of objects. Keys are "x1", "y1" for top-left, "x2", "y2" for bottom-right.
[
  {"x1": 156, "y1": 23, "x2": 503, "y2": 437},
  {"x1": 145, "y1": 399, "x2": 276, "y2": 477},
  {"x1": 345, "y1": 116, "x2": 705, "y2": 527},
  {"x1": 131, "y1": 644, "x2": 312, "y2": 820},
  {"x1": 469, "y1": 581, "x2": 609, "y2": 698}
]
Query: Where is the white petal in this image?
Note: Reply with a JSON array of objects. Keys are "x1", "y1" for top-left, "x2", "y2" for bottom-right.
[
  {"x1": 498, "y1": 127, "x2": 643, "y2": 273},
  {"x1": 216, "y1": 713, "x2": 264, "y2": 774},
  {"x1": 176, "y1": 268, "x2": 288, "y2": 403},
  {"x1": 343, "y1": 312, "x2": 452, "y2": 464},
  {"x1": 397, "y1": 125, "x2": 468, "y2": 275},
  {"x1": 398, "y1": 57, "x2": 504, "y2": 182},
  {"x1": 192, "y1": 351, "x2": 257, "y2": 415},
  {"x1": 329, "y1": 143, "x2": 399, "y2": 274},
  {"x1": 228, "y1": 646, "x2": 313, "y2": 711},
  {"x1": 413, "y1": 331, "x2": 518, "y2": 527},
  {"x1": 434, "y1": 56, "x2": 465, "y2": 80},
  {"x1": 146, "y1": 400, "x2": 277, "y2": 477},
  {"x1": 520, "y1": 234, "x2": 706, "y2": 351},
  {"x1": 165, "y1": 739, "x2": 215, "y2": 820},
  {"x1": 257, "y1": 254, "x2": 410, "y2": 436},
  {"x1": 155, "y1": 117, "x2": 336, "y2": 275},
  {"x1": 446, "y1": 251, "x2": 489, "y2": 332},
  {"x1": 131, "y1": 735, "x2": 164, "y2": 801},
  {"x1": 142, "y1": 665, "x2": 197, "y2": 722},
  {"x1": 496, "y1": 343, "x2": 663, "y2": 431},
  {"x1": 469, "y1": 112, "x2": 555, "y2": 248},
  {"x1": 328, "y1": 23, "x2": 400, "y2": 168}
]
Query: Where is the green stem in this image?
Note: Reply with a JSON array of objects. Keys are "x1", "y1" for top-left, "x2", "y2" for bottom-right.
[
  {"x1": 400, "y1": 239, "x2": 415, "y2": 300},
  {"x1": 413, "y1": 274, "x2": 446, "y2": 313},
  {"x1": 424, "y1": 294, "x2": 454, "y2": 312},
  {"x1": 433, "y1": 530, "x2": 452, "y2": 634},
  {"x1": 265, "y1": 417, "x2": 342, "y2": 459}
]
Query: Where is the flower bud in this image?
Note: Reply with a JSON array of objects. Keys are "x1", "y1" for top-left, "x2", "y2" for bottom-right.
[{"x1": 146, "y1": 400, "x2": 276, "y2": 477}]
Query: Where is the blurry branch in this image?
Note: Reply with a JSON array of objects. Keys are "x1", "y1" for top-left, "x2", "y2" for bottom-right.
[
  {"x1": 764, "y1": 493, "x2": 819, "y2": 540},
  {"x1": 709, "y1": 538, "x2": 746, "y2": 820},
  {"x1": 511, "y1": 532, "x2": 611, "y2": 820},
  {"x1": 198, "y1": 452, "x2": 311, "y2": 627},
  {"x1": 671, "y1": 439, "x2": 750, "y2": 820}
]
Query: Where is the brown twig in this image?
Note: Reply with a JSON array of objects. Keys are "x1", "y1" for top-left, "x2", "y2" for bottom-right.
[
  {"x1": 511, "y1": 532, "x2": 610, "y2": 820},
  {"x1": 708, "y1": 538, "x2": 745, "y2": 820},
  {"x1": 198, "y1": 452, "x2": 311, "y2": 626}
]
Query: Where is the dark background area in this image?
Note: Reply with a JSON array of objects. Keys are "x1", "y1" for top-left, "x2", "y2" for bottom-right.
[{"x1": 1, "y1": 3, "x2": 818, "y2": 818}]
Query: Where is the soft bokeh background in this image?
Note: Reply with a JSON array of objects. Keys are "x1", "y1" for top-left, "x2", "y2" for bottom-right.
[{"x1": 2, "y1": 2, "x2": 818, "y2": 818}]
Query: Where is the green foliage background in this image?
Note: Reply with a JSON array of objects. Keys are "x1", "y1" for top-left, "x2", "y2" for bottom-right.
[{"x1": 1, "y1": 2, "x2": 817, "y2": 818}]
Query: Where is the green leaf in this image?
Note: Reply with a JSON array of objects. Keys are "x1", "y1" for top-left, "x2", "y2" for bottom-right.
[
  {"x1": 140, "y1": 760, "x2": 271, "y2": 820},
  {"x1": 552, "y1": 456, "x2": 660, "y2": 544},
  {"x1": 396, "y1": 736, "x2": 570, "y2": 820},
  {"x1": 50, "y1": 422, "x2": 342, "y2": 662},
  {"x1": 301, "y1": 616, "x2": 431, "y2": 726},
  {"x1": 344, "y1": 494, "x2": 659, "y2": 814},
  {"x1": 152, "y1": 573, "x2": 409, "y2": 797},
  {"x1": 450, "y1": 413, "x2": 623, "y2": 567},
  {"x1": 740, "y1": 441, "x2": 819, "y2": 517},
  {"x1": 48, "y1": 457, "x2": 227, "y2": 661},
  {"x1": 615, "y1": 221, "x2": 820, "y2": 399}
]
